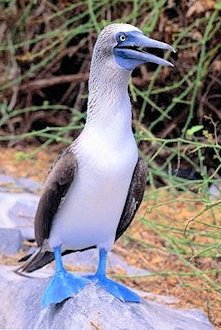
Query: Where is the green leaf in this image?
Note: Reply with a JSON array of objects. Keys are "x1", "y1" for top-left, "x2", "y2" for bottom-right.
[
  {"x1": 215, "y1": 2, "x2": 221, "y2": 9},
  {"x1": 186, "y1": 125, "x2": 204, "y2": 136},
  {"x1": 15, "y1": 151, "x2": 34, "y2": 161}
]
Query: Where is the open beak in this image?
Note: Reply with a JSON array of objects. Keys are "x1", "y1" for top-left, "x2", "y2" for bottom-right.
[{"x1": 116, "y1": 31, "x2": 175, "y2": 67}]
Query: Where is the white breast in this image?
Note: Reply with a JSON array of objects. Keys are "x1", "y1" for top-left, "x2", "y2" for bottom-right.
[{"x1": 48, "y1": 126, "x2": 138, "y2": 252}]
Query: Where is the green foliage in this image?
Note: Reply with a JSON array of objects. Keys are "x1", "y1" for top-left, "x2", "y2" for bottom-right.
[
  {"x1": 186, "y1": 125, "x2": 204, "y2": 137},
  {"x1": 0, "y1": 1, "x2": 220, "y2": 184},
  {"x1": 0, "y1": 1, "x2": 220, "y2": 192},
  {"x1": 215, "y1": 2, "x2": 221, "y2": 10}
]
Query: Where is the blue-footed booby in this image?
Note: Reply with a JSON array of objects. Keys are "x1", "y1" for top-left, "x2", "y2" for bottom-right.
[{"x1": 18, "y1": 23, "x2": 174, "y2": 307}]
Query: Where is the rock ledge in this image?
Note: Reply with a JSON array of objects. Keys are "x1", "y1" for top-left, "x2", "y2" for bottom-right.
[{"x1": 0, "y1": 266, "x2": 214, "y2": 330}]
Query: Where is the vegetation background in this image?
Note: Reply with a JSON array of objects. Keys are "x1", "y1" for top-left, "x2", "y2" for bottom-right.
[{"x1": 0, "y1": 0, "x2": 221, "y2": 328}]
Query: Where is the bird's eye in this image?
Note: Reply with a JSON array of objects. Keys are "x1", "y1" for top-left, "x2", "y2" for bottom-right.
[{"x1": 119, "y1": 34, "x2": 126, "y2": 42}]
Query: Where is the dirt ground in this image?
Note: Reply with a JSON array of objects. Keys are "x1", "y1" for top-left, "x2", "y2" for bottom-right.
[{"x1": 0, "y1": 146, "x2": 220, "y2": 328}]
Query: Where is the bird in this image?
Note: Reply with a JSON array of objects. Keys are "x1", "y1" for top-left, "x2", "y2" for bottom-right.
[{"x1": 18, "y1": 23, "x2": 174, "y2": 308}]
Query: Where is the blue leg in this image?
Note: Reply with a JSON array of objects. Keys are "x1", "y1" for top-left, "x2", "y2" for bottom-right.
[
  {"x1": 42, "y1": 246, "x2": 89, "y2": 308},
  {"x1": 85, "y1": 249, "x2": 141, "y2": 303}
]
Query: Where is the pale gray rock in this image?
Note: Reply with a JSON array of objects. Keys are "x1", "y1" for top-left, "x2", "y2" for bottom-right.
[
  {"x1": 0, "y1": 228, "x2": 22, "y2": 255},
  {"x1": 15, "y1": 177, "x2": 41, "y2": 193},
  {"x1": 0, "y1": 266, "x2": 214, "y2": 330},
  {"x1": 63, "y1": 249, "x2": 150, "y2": 276},
  {"x1": 0, "y1": 174, "x2": 15, "y2": 189},
  {"x1": 209, "y1": 181, "x2": 221, "y2": 199},
  {"x1": 0, "y1": 191, "x2": 39, "y2": 240},
  {"x1": 0, "y1": 173, "x2": 41, "y2": 193}
]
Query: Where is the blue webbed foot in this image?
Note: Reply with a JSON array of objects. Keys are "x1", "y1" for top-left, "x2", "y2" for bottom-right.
[
  {"x1": 85, "y1": 274, "x2": 140, "y2": 302},
  {"x1": 85, "y1": 249, "x2": 141, "y2": 303},
  {"x1": 42, "y1": 270, "x2": 89, "y2": 308},
  {"x1": 42, "y1": 245, "x2": 89, "y2": 308}
]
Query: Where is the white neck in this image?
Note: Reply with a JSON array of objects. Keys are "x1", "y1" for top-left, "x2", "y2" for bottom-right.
[{"x1": 85, "y1": 51, "x2": 132, "y2": 137}]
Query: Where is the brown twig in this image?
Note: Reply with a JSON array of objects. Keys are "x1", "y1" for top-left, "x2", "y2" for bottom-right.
[
  {"x1": 19, "y1": 73, "x2": 89, "y2": 91},
  {"x1": 184, "y1": 199, "x2": 221, "y2": 234}
]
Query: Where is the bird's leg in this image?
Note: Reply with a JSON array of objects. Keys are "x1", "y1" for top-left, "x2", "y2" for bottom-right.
[
  {"x1": 96, "y1": 248, "x2": 108, "y2": 277},
  {"x1": 42, "y1": 245, "x2": 89, "y2": 308},
  {"x1": 85, "y1": 248, "x2": 141, "y2": 303}
]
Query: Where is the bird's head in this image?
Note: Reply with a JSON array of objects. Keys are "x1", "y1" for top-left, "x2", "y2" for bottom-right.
[{"x1": 94, "y1": 23, "x2": 175, "y2": 71}]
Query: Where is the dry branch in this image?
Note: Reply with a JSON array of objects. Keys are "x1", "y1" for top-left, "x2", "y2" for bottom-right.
[{"x1": 19, "y1": 73, "x2": 89, "y2": 92}]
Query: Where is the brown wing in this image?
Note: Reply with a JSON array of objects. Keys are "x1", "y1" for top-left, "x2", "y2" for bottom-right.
[
  {"x1": 115, "y1": 157, "x2": 147, "y2": 240},
  {"x1": 35, "y1": 149, "x2": 77, "y2": 246}
]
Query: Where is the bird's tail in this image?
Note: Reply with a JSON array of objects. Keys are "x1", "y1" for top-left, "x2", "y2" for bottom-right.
[
  {"x1": 16, "y1": 245, "x2": 94, "y2": 274},
  {"x1": 16, "y1": 247, "x2": 55, "y2": 273}
]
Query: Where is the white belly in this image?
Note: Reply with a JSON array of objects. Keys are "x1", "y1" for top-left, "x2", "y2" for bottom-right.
[{"x1": 49, "y1": 131, "x2": 138, "y2": 251}]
